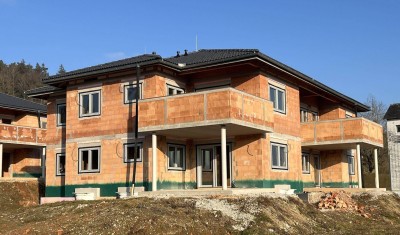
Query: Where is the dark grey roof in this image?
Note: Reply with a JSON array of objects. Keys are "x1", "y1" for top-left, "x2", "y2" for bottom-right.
[
  {"x1": 26, "y1": 85, "x2": 63, "y2": 97},
  {"x1": 164, "y1": 49, "x2": 258, "y2": 68},
  {"x1": 384, "y1": 103, "x2": 400, "y2": 120},
  {"x1": 0, "y1": 92, "x2": 46, "y2": 114},
  {"x1": 44, "y1": 54, "x2": 161, "y2": 84},
  {"x1": 40, "y1": 49, "x2": 370, "y2": 112}
]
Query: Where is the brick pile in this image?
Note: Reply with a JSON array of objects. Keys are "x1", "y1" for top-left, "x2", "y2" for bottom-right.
[{"x1": 317, "y1": 191, "x2": 372, "y2": 218}]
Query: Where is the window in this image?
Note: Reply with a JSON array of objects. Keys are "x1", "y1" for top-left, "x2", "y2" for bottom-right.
[
  {"x1": 41, "y1": 121, "x2": 47, "y2": 129},
  {"x1": 348, "y1": 155, "x2": 355, "y2": 175},
  {"x1": 79, "y1": 90, "x2": 101, "y2": 117},
  {"x1": 311, "y1": 112, "x2": 319, "y2": 121},
  {"x1": 78, "y1": 147, "x2": 100, "y2": 173},
  {"x1": 1, "y1": 118, "x2": 12, "y2": 124},
  {"x1": 397, "y1": 125, "x2": 400, "y2": 133},
  {"x1": 302, "y1": 153, "x2": 310, "y2": 174},
  {"x1": 56, "y1": 153, "x2": 65, "y2": 176},
  {"x1": 202, "y1": 149, "x2": 212, "y2": 172},
  {"x1": 300, "y1": 109, "x2": 308, "y2": 122},
  {"x1": 124, "y1": 84, "x2": 142, "y2": 104},
  {"x1": 167, "y1": 85, "x2": 184, "y2": 96},
  {"x1": 269, "y1": 85, "x2": 286, "y2": 113},
  {"x1": 271, "y1": 143, "x2": 288, "y2": 169},
  {"x1": 168, "y1": 144, "x2": 185, "y2": 170},
  {"x1": 57, "y1": 103, "x2": 66, "y2": 126},
  {"x1": 124, "y1": 143, "x2": 143, "y2": 163}
]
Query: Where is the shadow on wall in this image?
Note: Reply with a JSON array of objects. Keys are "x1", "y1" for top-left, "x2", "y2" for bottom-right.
[{"x1": 363, "y1": 173, "x2": 391, "y2": 190}]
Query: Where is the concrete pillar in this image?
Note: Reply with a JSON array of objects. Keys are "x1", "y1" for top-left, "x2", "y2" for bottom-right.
[
  {"x1": 152, "y1": 133, "x2": 157, "y2": 191},
  {"x1": 357, "y1": 144, "x2": 362, "y2": 188},
  {"x1": 374, "y1": 148, "x2": 379, "y2": 188},
  {"x1": 221, "y1": 125, "x2": 227, "y2": 190},
  {"x1": 0, "y1": 144, "x2": 3, "y2": 178},
  {"x1": 41, "y1": 147, "x2": 46, "y2": 179}
]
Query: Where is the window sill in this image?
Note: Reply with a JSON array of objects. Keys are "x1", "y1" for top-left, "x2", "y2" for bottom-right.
[{"x1": 168, "y1": 167, "x2": 186, "y2": 171}]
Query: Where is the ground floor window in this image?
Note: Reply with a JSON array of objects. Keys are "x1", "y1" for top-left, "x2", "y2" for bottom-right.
[
  {"x1": 124, "y1": 142, "x2": 143, "y2": 163},
  {"x1": 271, "y1": 143, "x2": 288, "y2": 170},
  {"x1": 302, "y1": 153, "x2": 310, "y2": 174},
  {"x1": 348, "y1": 155, "x2": 355, "y2": 175},
  {"x1": 168, "y1": 144, "x2": 185, "y2": 170},
  {"x1": 79, "y1": 147, "x2": 100, "y2": 173},
  {"x1": 56, "y1": 153, "x2": 65, "y2": 176}
]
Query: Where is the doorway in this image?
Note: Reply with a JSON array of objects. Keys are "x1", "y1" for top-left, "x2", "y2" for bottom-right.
[
  {"x1": 314, "y1": 155, "x2": 321, "y2": 187},
  {"x1": 197, "y1": 144, "x2": 232, "y2": 188},
  {"x1": 2, "y1": 152, "x2": 11, "y2": 177}
]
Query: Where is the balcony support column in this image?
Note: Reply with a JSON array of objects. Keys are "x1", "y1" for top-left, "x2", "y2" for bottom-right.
[
  {"x1": 152, "y1": 132, "x2": 157, "y2": 192},
  {"x1": 374, "y1": 148, "x2": 379, "y2": 188},
  {"x1": 221, "y1": 125, "x2": 227, "y2": 190},
  {"x1": 357, "y1": 144, "x2": 362, "y2": 188},
  {"x1": 0, "y1": 143, "x2": 2, "y2": 178}
]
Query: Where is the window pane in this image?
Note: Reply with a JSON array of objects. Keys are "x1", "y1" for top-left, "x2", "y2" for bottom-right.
[
  {"x1": 82, "y1": 95, "x2": 89, "y2": 114},
  {"x1": 203, "y1": 150, "x2": 211, "y2": 171},
  {"x1": 92, "y1": 93, "x2": 99, "y2": 113},
  {"x1": 81, "y1": 150, "x2": 89, "y2": 170},
  {"x1": 127, "y1": 146, "x2": 135, "y2": 160},
  {"x1": 91, "y1": 149, "x2": 99, "y2": 170},
  {"x1": 127, "y1": 86, "x2": 138, "y2": 101},
  {"x1": 58, "y1": 155, "x2": 65, "y2": 175},
  {"x1": 280, "y1": 146, "x2": 286, "y2": 167},
  {"x1": 272, "y1": 145, "x2": 278, "y2": 166},
  {"x1": 269, "y1": 87, "x2": 276, "y2": 108},
  {"x1": 168, "y1": 87, "x2": 175, "y2": 95},
  {"x1": 59, "y1": 105, "x2": 66, "y2": 124},
  {"x1": 278, "y1": 90, "x2": 284, "y2": 111},
  {"x1": 177, "y1": 89, "x2": 183, "y2": 94},
  {"x1": 176, "y1": 147, "x2": 184, "y2": 168},
  {"x1": 169, "y1": 147, "x2": 175, "y2": 167}
]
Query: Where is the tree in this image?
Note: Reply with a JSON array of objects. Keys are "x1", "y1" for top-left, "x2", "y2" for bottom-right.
[
  {"x1": 359, "y1": 95, "x2": 389, "y2": 174},
  {"x1": 57, "y1": 64, "x2": 66, "y2": 75}
]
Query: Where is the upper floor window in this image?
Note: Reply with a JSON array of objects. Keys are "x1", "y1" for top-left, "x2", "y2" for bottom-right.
[
  {"x1": 167, "y1": 85, "x2": 184, "y2": 96},
  {"x1": 57, "y1": 103, "x2": 66, "y2": 126},
  {"x1": 79, "y1": 90, "x2": 101, "y2": 117},
  {"x1": 168, "y1": 144, "x2": 186, "y2": 170},
  {"x1": 300, "y1": 108, "x2": 319, "y2": 122},
  {"x1": 271, "y1": 143, "x2": 288, "y2": 170},
  {"x1": 269, "y1": 85, "x2": 286, "y2": 113},
  {"x1": 302, "y1": 153, "x2": 310, "y2": 174},
  {"x1": 56, "y1": 153, "x2": 65, "y2": 176},
  {"x1": 124, "y1": 142, "x2": 143, "y2": 163},
  {"x1": 79, "y1": 147, "x2": 100, "y2": 173},
  {"x1": 124, "y1": 84, "x2": 142, "y2": 104}
]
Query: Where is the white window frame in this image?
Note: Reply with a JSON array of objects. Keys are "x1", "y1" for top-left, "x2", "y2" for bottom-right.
[
  {"x1": 124, "y1": 83, "x2": 142, "y2": 104},
  {"x1": 311, "y1": 111, "x2": 319, "y2": 121},
  {"x1": 57, "y1": 103, "x2": 66, "y2": 126},
  {"x1": 56, "y1": 153, "x2": 65, "y2": 176},
  {"x1": 167, "y1": 84, "x2": 184, "y2": 96},
  {"x1": 78, "y1": 147, "x2": 101, "y2": 173},
  {"x1": 348, "y1": 155, "x2": 355, "y2": 175},
  {"x1": 300, "y1": 109, "x2": 308, "y2": 122},
  {"x1": 79, "y1": 90, "x2": 101, "y2": 117},
  {"x1": 271, "y1": 142, "x2": 288, "y2": 170},
  {"x1": 167, "y1": 144, "x2": 186, "y2": 171},
  {"x1": 302, "y1": 153, "x2": 310, "y2": 174},
  {"x1": 269, "y1": 85, "x2": 286, "y2": 113},
  {"x1": 124, "y1": 142, "x2": 143, "y2": 163}
]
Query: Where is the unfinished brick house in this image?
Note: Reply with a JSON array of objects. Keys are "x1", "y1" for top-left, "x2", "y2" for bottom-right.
[
  {"x1": 28, "y1": 49, "x2": 383, "y2": 197},
  {"x1": 0, "y1": 92, "x2": 46, "y2": 179}
]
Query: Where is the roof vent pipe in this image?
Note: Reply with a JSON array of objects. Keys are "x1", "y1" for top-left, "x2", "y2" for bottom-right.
[
  {"x1": 184, "y1": 49, "x2": 188, "y2": 56},
  {"x1": 176, "y1": 51, "x2": 180, "y2": 57}
]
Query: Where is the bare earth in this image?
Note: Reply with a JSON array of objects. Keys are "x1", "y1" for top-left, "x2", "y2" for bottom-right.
[{"x1": 1, "y1": 181, "x2": 400, "y2": 235}]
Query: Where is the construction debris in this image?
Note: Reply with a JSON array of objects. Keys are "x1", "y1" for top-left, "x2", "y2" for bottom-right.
[{"x1": 317, "y1": 191, "x2": 372, "y2": 218}]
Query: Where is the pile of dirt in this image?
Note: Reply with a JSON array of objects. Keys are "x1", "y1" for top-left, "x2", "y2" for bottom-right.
[
  {"x1": 0, "y1": 180, "x2": 41, "y2": 210},
  {"x1": 1, "y1": 183, "x2": 400, "y2": 234}
]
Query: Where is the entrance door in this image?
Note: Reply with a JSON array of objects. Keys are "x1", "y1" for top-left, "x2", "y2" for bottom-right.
[
  {"x1": 314, "y1": 155, "x2": 321, "y2": 187},
  {"x1": 2, "y1": 153, "x2": 11, "y2": 177},
  {"x1": 197, "y1": 144, "x2": 231, "y2": 188}
]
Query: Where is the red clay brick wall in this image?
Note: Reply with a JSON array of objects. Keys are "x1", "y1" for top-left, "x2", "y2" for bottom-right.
[{"x1": 12, "y1": 148, "x2": 41, "y2": 176}]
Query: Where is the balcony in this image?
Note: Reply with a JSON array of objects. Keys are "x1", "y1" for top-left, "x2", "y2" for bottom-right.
[
  {"x1": 301, "y1": 117, "x2": 383, "y2": 149},
  {"x1": 0, "y1": 124, "x2": 46, "y2": 146},
  {"x1": 138, "y1": 88, "x2": 274, "y2": 138}
]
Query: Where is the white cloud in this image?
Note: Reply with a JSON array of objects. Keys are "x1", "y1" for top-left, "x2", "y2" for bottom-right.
[{"x1": 105, "y1": 52, "x2": 127, "y2": 61}]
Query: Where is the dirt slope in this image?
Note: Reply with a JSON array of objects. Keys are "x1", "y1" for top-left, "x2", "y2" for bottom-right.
[{"x1": 1, "y1": 182, "x2": 400, "y2": 235}]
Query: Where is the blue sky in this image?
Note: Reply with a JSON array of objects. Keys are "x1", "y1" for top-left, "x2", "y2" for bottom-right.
[{"x1": 0, "y1": 0, "x2": 399, "y2": 105}]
